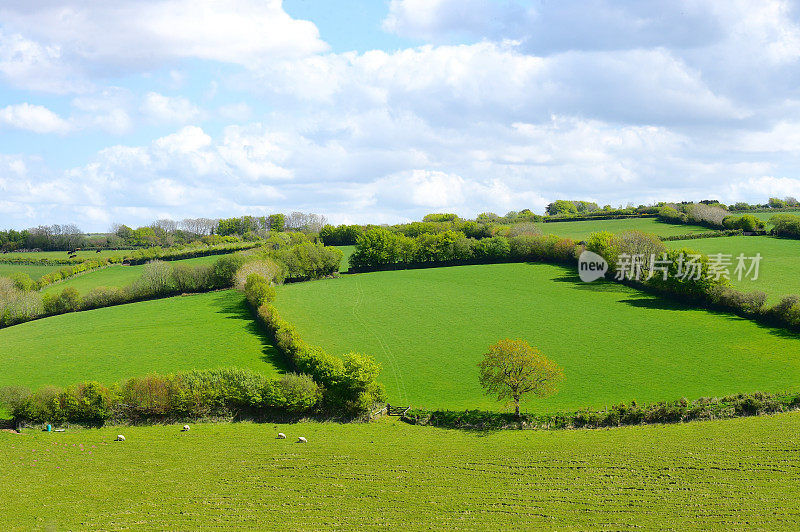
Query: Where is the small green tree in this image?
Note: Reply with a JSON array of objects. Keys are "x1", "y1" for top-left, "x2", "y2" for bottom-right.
[{"x1": 478, "y1": 339, "x2": 564, "y2": 418}]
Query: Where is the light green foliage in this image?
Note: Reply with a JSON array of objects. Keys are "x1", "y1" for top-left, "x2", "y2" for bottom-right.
[
  {"x1": 275, "y1": 263, "x2": 800, "y2": 411},
  {"x1": 3, "y1": 415, "x2": 800, "y2": 528},
  {"x1": 0, "y1": 290, "x2": 284, "y2": 391}
]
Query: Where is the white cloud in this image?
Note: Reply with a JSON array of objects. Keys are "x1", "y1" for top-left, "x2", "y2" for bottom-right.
[
  {"x1": 140, "y1": 92, "x2": 202, "y2": 125},
  {"x1": 0, "y1": 0, "x2": 327, "y2": 73},
  {"x1": 0, "y1": 103, "x2": 71, "y2": 134}
]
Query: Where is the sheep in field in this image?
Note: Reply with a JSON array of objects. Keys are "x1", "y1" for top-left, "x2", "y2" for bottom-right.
[
  {"x1": 297, "y1": 436, "x2": 307, "y2": 443},
  {"x1": 115, "y1": 435, "x2": 125, "y2": 442},
  {"x1": 182, "y1": 425, "x2": 190, "y2": 431},
  {"x1": 277, "y1": 433, "x2": 286, "y2": 439}
]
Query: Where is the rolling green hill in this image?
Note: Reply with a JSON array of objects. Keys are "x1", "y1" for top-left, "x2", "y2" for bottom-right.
[
  {"x1": 538, "y1": 217, "x2": 710, "y2": 240},
  {"x1": 666, "y1": 235, "x2": 800, "y2": 303},
  {"x1": 2, "y1": 414, "x2": 800, "y2": 529},
  {"x1": 275, "y1": 263, "x2": 800, "y2": 411},
  {"x1": 0, "y1": 290, "x2": 285, "y2": 390}
]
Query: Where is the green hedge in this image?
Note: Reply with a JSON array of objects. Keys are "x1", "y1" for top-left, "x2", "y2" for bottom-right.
[
  {"x1": 246, "y1": 274, "x2": 386, "y2": 417},
  {"x1": 403, "y1": 391, "x2": 800, "y2": 431},
  {"x1": 2, "y1": 368, "x2": 322, "y2": 425}
]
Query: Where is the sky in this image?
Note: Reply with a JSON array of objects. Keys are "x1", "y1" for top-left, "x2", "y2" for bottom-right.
[{"x1": 2, "y1": 0, "x2": 800, "y2": 231}]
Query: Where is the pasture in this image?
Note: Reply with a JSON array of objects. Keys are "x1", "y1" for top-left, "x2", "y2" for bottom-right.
[
  {"x1": 0, "y1": 263, "x2": 61, "y2": 280},
  {"x1": 275, "y1": 263, "x2": 800, "y2": 411},
  {"x1": 747, "y1": 209, "x2": 800, "y2": 225},
  {"x1": 1, "y1": 249, "x2": 128, "y2": 261},
  {"x1": 0, "y1": 290, "x2": 284, "y2": 391},
  {"x1": 2, "y1": 414, "x2": 800, "y2": 529},
  {"x1": 336, "y1": 245, "x2": 355, "y2": 272},
  {"x1": 666, "y1": 235, "x2": 800, "y2": 303},
  {"x1": 40, "y1": 254, "x2": 222, "y2": 295},
  {"x1": 537, "y1": 216, "x2": 709, "y2": 240}
]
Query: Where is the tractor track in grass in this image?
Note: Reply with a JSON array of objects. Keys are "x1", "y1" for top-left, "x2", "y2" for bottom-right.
[{"x1": 351, "y1": 276, "x2": 409, "y2": 403}]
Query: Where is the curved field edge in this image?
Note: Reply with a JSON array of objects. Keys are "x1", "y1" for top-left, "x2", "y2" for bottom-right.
[
  {"x1": 0, "y1": 290, "x2": 286, "y2": 390},
  {"x1": 2, "y1": 414, "x2": 800, "y2": 529},
  {"x1": 666, "y1": 235, "x2": 800, "y2": 303},
  {"x1": 274, "y1": 262, "x2": 800, "y2": 412}
]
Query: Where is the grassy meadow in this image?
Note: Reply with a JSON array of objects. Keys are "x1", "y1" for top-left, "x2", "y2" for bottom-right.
[
  {"x1": 538, "y1": 216, "x2": 710, "y2": 240},
  {"x1": 1, "y1": 249, "x2": 128, "y2": 261},
  {"x1": 666, "y1": 235, "x2": 800, "y2": 303},
  {"x1": 2, "y1": 414, "x2": 800, "y2": 529},
  {"x1": 276, "y1": 263, "x2": 800, "y2": 411},
  {"x1": 0, "y1": 290, "x2": 285, "y2": 391},
  {"x1": 336, "y1": 245, "x2": 355, "y2": 272},
  {"x1": 39, "y1": 254, "x2": 222, "y2": 295},
  {"x1": 0, "y1": 263, "x2": 61, "y2": 280}
]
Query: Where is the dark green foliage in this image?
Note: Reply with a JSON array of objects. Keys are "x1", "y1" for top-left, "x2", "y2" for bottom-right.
[
  {"x1": 769, "y1": 213, "x2": 800, "y2": 238},
  {"x1": 319, "y1": 224, "x2": 364, "y2": 246},
  {"x1": 211, "y1": 254, "x2": 246, "y2": 287},
  {"x1": 404, "y1": 391, "x2": 800, "y2": 431},
  {"x1": 722, "y1": 214, "x2": 765, "y2": 232},
  {"x1": 272, "y1": 242, "x2": 342, "y2": 280}
]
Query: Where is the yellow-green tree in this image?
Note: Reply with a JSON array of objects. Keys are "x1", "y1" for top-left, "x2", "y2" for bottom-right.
[{"x1": 478, "y1": 339, "x2": 564, "y2": 418}]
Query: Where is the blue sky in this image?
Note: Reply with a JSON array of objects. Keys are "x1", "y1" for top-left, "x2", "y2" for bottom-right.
[{"x1": 2, "y1": 0, "x2": 800, "y2": 231}]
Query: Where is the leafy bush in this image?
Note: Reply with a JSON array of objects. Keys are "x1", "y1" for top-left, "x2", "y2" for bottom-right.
[{"x1": 770, "y1": 214, "x2": 800, "y2": 239}]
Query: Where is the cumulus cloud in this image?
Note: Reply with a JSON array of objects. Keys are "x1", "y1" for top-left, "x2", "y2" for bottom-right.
[
  {"x1": 0, "y1": 103, "x2": 71, "y2": 134},
  {"x1": 140, "y1": 92, "x2": 202, "y2": 125}
]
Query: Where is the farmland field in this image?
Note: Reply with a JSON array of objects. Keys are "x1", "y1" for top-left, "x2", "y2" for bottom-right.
[
  {"x1": 666, "y1": 235, "x2": 800, "y2": 303},
  {"x1": 1, "y1": 249, "x2": 129, "y2": 261},
  {"x1": 0, "y1": 263, "x2": 61, "y2": 280},
  {"x1": 746, "y1": 210, "x2": 800, "y2": 225},
  {"x1": 40, "y1": 254, "x2": 223, "y2": 295},
  {"x1": 2, "y1": 414, "x2": 800, "y2": 529},
  {"x1": 336, "y1": 245, "x2": 355, "y2": 272},
  {"x1": 276, "y1": 263, "x2": 800, "y2": 411},
  {"x1": 537, "y1": 217, "x2": 710, "y2": 240},
  {"x1": 0, "y1": 290, "x2": 285, "y2": 390}
]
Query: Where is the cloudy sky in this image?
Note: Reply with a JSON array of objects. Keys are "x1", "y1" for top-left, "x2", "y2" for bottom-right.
[{"x1": 2, "y1": 0, "x2": 800, "y2": 230}]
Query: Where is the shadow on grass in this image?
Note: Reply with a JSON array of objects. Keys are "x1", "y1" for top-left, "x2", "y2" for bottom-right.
[
  {"x1": 211, "y1": 291, "x2": 292, "y2": 373},
  {"x1": 547, "y1": 263, "x2": 800, "y2": 342}
]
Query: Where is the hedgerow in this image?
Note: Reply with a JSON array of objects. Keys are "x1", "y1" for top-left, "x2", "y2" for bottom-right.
[
  {"x1": 403, "y1": 391, "x2": 800, "y2": 431},
  {"x1": 1, "y1": 368, "x2": 322, "y2": 425}
]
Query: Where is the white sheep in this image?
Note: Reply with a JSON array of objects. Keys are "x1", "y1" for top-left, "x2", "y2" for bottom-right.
[
  {"x1": 115, "y1": 435, "x2": 125, "y2": 442},
  {"x1": 277, "y1": 432, "x2": 286, "y2": 439},
  {"x1": 182, "y1": 425, "x2": 190, "y2": 431},
  {"x1": 297, "y1": 436, "x2": 307, "y2": 443}
]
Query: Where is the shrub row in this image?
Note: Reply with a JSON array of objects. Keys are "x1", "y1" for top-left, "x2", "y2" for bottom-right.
[
  {"x1": 402, "y1": 391, "x2": 800, "y2": 431},
  {"x1": 0, "y1": 255, "x2": 245, "y2": 328},
  {"x1": 349, "y1": 227, "x2": 578, "y2": 271},
  {"x1": 245, "y1": 274, "x2": 386, "y2": 417},
  {"x1": 1, "y1": 368, "x2": 322, "y2": 426},
  {"x1": 660, "y1": 229, "x2": 743, "y2": 241}
]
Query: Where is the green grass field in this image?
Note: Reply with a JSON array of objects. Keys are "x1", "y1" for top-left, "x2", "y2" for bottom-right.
[
  {"x1": 336, "y1": 245, "x2": 355, "y2": 272},
  {"x1": 0, "y1": 290, "x2": 285, "y2": 390},
  {"x1": 538, "y1": 217, "x2": 710, "y2": 240},
  {"x1": 2, "y1": 414, "x2": 800, "y2": 529},
  {"x1": 40, "y1": 254, "x2": 222, "y2": 295},
  {"x1": 0, "y1": 263, "x2": 61, "y2": 280},
  {"x1": 275, "y1": 263, "x2": 800, "y2": 411},
  {"x1": 746, "y1": 209, "x2": 800, "y2": 224},
  {"x1": 666, "y1": 236, "x2": 800, "y2": 303},
  {"x1": 1, "y1": 249, "x2": 129, "y2": 261}
]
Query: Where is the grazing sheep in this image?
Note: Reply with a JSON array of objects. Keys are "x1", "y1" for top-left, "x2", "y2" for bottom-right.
[
  {"x1": 182, "y1": 425, "x2": 190, "y2": 431},
  {"x1": 297, "y1": 436, "x2": 307, "y2": 443},
  {"x1": 277, "y1": 433, "x2": 286, "y2": 439},
  {"x1": 115, "y1": 435, "x2": 125, "y2": 442}
]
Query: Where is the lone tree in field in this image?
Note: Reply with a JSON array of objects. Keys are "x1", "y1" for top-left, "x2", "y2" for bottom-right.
[{"x1": 478, "y1": 339, "x2": 564, "y2": 418}]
